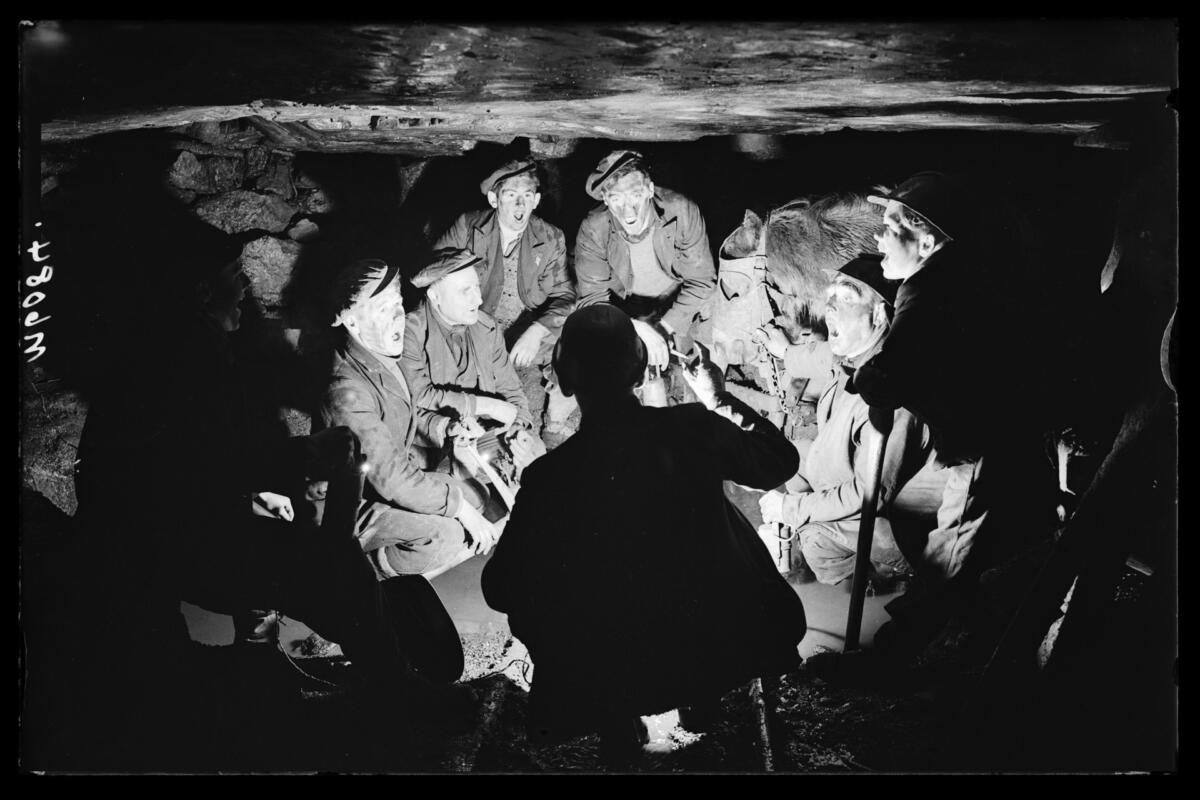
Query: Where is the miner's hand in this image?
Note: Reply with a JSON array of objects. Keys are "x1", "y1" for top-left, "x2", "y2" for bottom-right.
[
  {"x1": 507, "y1": 428, "x2": 547, "y2": 479},
  {"x1": 751, "y1": 323, "x2": 790, "y2": 360},
  {"x1": 758, "y1": 490, "x2": 786, "y2": 526},
  {"x1": 456, "y1": 501, "x2": 499, "y2": 555},
  {"x1": 251, "y1": 491, "x2": 295, "y2": 522},
  {"x1": 632, "y1": 318, "x2": 670, "y2": 370},
  {"x1": 682, "y1": 341, "x2": 725, "y2": 409},
  {"x1": 447, "y1": 415, "x2": 486, "y2": 443},
  {"x1": 509, "y1": 323, "x2": 547, "y2": 369}
]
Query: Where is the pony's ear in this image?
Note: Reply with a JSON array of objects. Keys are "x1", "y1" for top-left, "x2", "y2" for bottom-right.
[{"x1": 742, "y1": 209, "x2": 762, "y2": 229}]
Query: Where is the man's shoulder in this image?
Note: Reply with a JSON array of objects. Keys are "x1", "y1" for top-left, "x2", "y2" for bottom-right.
[
  {"x1": 579, "y1": 203, "x2": 613, "y2": 233},
  {"x1": 529, "y1": 215, "x2": 565, "y2": 244},
  {"x1": 655, "y1": 186, "x2": 702, "y2": 217},
  {"x1": 452, "y1": 208, "x2": 494, "y2": 231},
  {"x1": 324, "y1": 356, "x2": 374, "y2": 410}
]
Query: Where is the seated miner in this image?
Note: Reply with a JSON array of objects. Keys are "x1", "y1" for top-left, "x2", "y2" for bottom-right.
[
  {"x1": 481, "y1": 304, "x2": 806, "y2": 762},
  {"x1": 433, "y1": 157, "x2": 578, "y2": 442},
  {"x1": 574, "y1": 149, "x2": 717, "y2": 405},
  {"x1": 401, "y1": 248, "x2": 546, "y2": 483},
  {"x1": 322, "y1": 256, "x2": 500, "y2": 580},
  {"x1": 74, "y1": 238, "x2": 470, "y2": 733},
  {"x1": 757, "y1": 255, "x2": 932, "y2": 588}
]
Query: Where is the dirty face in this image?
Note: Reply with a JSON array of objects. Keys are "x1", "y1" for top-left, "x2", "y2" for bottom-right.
[
  {"x1": 344, "y1": 278, "x2": 406, "y2": 358},
  {"x1": 488, "y1": 174, "x2": 541, "y2": 235},
  {"x1": 603, "y1": 171, "x2": 655, "y2": 237},
  {"x1": 428, "y1": 267, "x2": 483, "y2": 327},
  {"x1": 823, "y1": 276, "x2": 881, "y2": 358},
  {"x1": 875, "y1": 201, "x2": 926, "y2": 281},
  {"x1": 205, "y1": 260, "x2": 249, "y2": 333}
]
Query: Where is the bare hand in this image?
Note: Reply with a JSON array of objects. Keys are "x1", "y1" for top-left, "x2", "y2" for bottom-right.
[
  {"x1": 713, "y1": 402, "x2": 753, "y2": 430},
  {"x1": 681, "y1": 341, "x2": 725, "y2": 409},
  {"x1": 507, "y1": 428, "x2": 546, "y2": 478},
  {"x1": 447, "y1": 415, "x2": 486, "y2": 443},
  {"x1": 758, "y1": 490, "x2": 785, "y2": 526},
  {"x1": 751, "y1": 323, "x2": 790, "y2": 360},
  {"x1": 456, "y1": 501, "x2": 499, "y2": 555},
  {"x1": 632, "y1": 318, "x2": 669, "y2": 370},
  {"x1": 251, "y1": 491, "x2": 295, "y2": 522},
  {"x1": 304, "y1": 481, "x2": 329, "y2": 502},
  {"x1": 509, "y1": 324, "x2": 547, "y2": 368},
  {"x1": 476, "y1": 397, "x2": 519, "y2": 431}
]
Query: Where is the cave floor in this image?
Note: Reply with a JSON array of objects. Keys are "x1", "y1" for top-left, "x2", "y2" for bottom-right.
[{"x1": 171, "y1": 479, "x2": 955, "y2": 774}]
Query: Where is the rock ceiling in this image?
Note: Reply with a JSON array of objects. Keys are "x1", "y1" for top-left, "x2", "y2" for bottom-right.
[{"x1": 23, "y1": 20, "x2": 1177, "y2": 156}]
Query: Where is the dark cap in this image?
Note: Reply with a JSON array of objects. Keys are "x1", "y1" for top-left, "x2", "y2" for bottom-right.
[
  {"x1": 823, "y1": 254, "x2": 900, "y2": 308},
  {"x1": 585, "y1": 149, "x2": 646, "y2": 200},
  {"x1": 867, "y1": 171, "x2": 966, "y2": 241},
  {"x1": 329, "y1": 258, "x2": 397, "y2": 320},
  {"x1": 554, "y1": 304, "x2": 647, "y2": 393},
  {"x1": 411, "y1": 247, "x2": 484, "y2": 289},
  {"x1": 480, "y1": 158, "x2": 538, "y2": 196}
]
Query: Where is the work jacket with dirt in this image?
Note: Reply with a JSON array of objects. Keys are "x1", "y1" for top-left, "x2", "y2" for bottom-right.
[
  {"x1": 433, "y1": 210, "x2": 574, "y2": 334},
  {"x1": 400, "y1": 301, "x2": 534, "y2": 443},
  {"x1": 574, "y1": 187, "x2": 716, "y2": 335},
  {"x1": 321, "y1": 335, "x2": 463, "y2": 520},
  {"x1": 482, "y1": 393, "x2": 806, "y2": 742}
]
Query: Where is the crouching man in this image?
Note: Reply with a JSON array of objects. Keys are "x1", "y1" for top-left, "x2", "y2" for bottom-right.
[
  {"x1": 482, "y1": 304, "x2": 805, "y2": 762},
  {"x1": 575, "y1": 150, "x2": 716, "y2": 406},
  {"x1": 432, "y1": 158, "x2": 577, "y2": 442},
  {"x1": 321, "y1": 257, "x2": 499, "y2": 580},
  {"x1": 402, "y1": 248, "x2": 546, "y2": 483},
  {"x1": 758, "y1": 255, "x2": 932, "y2": 587}
]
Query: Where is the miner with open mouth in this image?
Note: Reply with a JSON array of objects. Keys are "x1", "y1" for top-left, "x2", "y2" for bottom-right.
[
  {"x1": 573, "y1": 149, "x2": 717, "y2": 405},
  {"x1": 322, "y1": 255, "x2": 502, "y2": 582},
  {"x1": 433, "y1": 158, "x2": 578, "y2": 446}
]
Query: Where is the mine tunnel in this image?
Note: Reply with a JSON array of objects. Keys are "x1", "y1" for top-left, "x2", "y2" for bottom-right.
[{"x1": 19, "y1": 21, "x2": 1177, "y2": 773}]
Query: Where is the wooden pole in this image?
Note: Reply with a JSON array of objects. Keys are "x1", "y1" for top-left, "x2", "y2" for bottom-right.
[{"x1": 844, "y1": 409, "x2": 894, "y2": 651}]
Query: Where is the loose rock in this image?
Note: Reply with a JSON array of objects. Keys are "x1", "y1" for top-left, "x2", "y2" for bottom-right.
[
  {"x1": 239, "y1": 235, "x2": 303, "y2": 307},
  {"x1": 256, "y1": 159, "x2": 296, "y2": 200},
  {"x1": 300, "y1": 188, "x2": 334, "y2": 214},
  {"x1": 287, "y1": 218, "x2": 320, "y2": 241},
  {"x1": 194, "y1": 190, "x2": 298, "y2": 234}
]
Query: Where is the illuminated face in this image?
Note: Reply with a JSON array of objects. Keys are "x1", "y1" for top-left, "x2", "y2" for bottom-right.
[
  {"x1": 823, "y1": 276, "x2": 881, "y2": 358},
  {"x1": 603, "y1": 171, "x2": 655, "y2": 237},
  {"x1": 343, "y1": 278, "x2": 406, "y2": 358},
  {"x1": 488, "y1": 174, "x2": 541, "y2": 235},
  {"x1": 874, "y1": 201, "x2": 927, "y2": 281},
  {"x1": 428, "y1": 267, "x2": 483, "y2": 327},
  {"x1": 206, "y1": 261, "x2": 249, "y2": 333}
]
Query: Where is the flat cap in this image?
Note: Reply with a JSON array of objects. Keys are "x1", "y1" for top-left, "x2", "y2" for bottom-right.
[
  {"x1": 822, "y1": 254, "x2": 900, "y2": 308},
  {"x1": 411, "y1": 247, "x2": 484, "y2": 289},
  {"x1": 585, "y1": 149, "x2": 646, "y2": 200},
  {"x1": 867, "y1": 171, "x2": 967, "y2": 242},
  {"x1": 480, "y1": 158, "x2": 538, "y2": 196}
]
